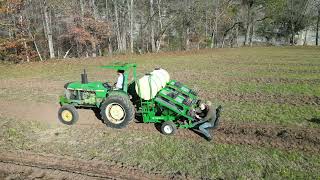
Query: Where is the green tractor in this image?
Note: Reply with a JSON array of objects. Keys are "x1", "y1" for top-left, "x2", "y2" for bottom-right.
[{"x1": 58, "y1": 63, "x2": 221, "y2": 136}]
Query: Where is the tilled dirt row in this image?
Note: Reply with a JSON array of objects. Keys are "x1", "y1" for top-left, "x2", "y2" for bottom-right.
[
  {"x1": 2, "y1": 75, "x2": 319, "y2": 106},
  {"x1": 67, "y1": 120, "x2": 320, "y2": 154},
  {"x1": 1, "y1": 100, "x2": 319, "y2": 154},
  {"x1": 227, "y1": 77, "x2": 320, "y2": 85},
  {"x1": 0, "y1": 151, "x2": 173, "y2": 180},
  {"x1": 212, "y1": 122, "x2": 320, "y2": 153},
  {"x1": 214, "y1": 92, "x2": 320, "y2": 106},
  {"x1": 266, "y1": 69, "x2": 320, "y2": 74},
  {"x1": 128, "y1": 121, "x2": 320, "y2": 153},
  {"x1": 215, "y1": 61, "x2": 320, "y2": 67}
]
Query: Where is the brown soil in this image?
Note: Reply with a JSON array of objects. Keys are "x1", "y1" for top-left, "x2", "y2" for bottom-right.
[
  {"x1": 129, "y1": 122, "x2": 320, "y2": 153},
  {"x1": 216, "y1": 61, "x2": 320, "y2": 67},
  {"x1": 213, "y1": 122, "x2": 320, "y2": 153},
  {"x1": 266, "y1": 69, "x2": 320, "y2": 74},
  {"x1": 214, "y1": 92, "x2": 320, "y2": 106},
  {"x1": 224, "y1": 77, "x2": 320, "y2": 85},
  {"x1": 1, "y1": 100, "x2": 319, "y2": 154},
  {"x1": 0, "y1": 151, "x2": 170, "y2": 180},
  {"x1": 2, "y1": 75, "x2": 319, "y2": 107}
]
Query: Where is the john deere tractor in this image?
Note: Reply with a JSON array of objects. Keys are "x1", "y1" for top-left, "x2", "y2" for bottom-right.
[{"x1": 58, "y1": 63, "x2": 221, "y2": 135}]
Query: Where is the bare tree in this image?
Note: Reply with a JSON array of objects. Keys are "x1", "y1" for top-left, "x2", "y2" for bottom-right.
[
  {"x1": 213, "y1": 0, "x2": 220, "y2": 48},
  {"x1": 129, "y1": 0, "x2": 134, "y2": 53},
  {"x1": 156, "y1": 0, "x2": 163, "y2": 52},
  {"x1": 90, "y1": 0, "x2": 98, "y2": 57},
  {"x1": 150, "y1": 0, "x2": 156, "y2": 52},
  {"x1": 242, "y1": 0, "x2": 254, "y2": 46},
  {"x1": 316, "y1": 1, "x2": 320, "y2": 45},
  {"x1": 113, "y1": 1, "x2": 122, "y2": 52},
  {"x1": 43, "y1": 0, "x2": 55, "y2": 59},
  {"x1": 79, "y1": 0, "x2": 84, "y2": 24},
  {"x1": 1, "y1": 0, "x2": 318, "y2": 63}
]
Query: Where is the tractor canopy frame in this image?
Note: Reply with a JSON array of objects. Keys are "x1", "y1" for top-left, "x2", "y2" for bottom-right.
[{"x1": 101, "y1": 62, "x2": 138, "y2": 93}]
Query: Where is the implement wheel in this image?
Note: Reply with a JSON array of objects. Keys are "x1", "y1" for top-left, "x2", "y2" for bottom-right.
[
  {"x1": 58, "y1": 105, "x2": 79, "y2": 125},
  {"x1": 100, "y1": 94, "x2": 134, "y2": 129},
  {"x1": 161, "y1": 121, "x2": 176, "y2": 135}
]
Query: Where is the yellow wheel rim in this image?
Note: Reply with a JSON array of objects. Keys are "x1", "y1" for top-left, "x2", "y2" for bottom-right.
[
  {"x1": 61, "y1": 110, "x2": 73, "y2": 122},
  {"x1": 106, "y1": 103, "x2": 126, "y2": 124}
]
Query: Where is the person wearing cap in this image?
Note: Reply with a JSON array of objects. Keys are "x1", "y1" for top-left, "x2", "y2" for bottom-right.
[{"x1": 115, "y1": 70, "x2": 124, "y2": 90}]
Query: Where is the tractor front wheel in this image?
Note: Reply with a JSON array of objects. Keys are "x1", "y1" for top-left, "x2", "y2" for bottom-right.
[
  {"x1": 100, "y1": 94, "x2": 134, "y2": 129},
  {"x1": 58, "y1": 105, "x2": 79, "y2": 125},
  {"x1": 161, "y1": 121, "x2": 176, "y2": 135}
]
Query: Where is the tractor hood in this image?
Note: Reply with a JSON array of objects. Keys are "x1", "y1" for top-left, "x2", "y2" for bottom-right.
[{"x1": 65, "y1": 81, "x2": 109, "y2": 92}]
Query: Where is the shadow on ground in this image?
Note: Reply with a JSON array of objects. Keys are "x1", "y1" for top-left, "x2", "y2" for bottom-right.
[{"x1": 307, "y1": 118, "x2": 320, "y2": 124}]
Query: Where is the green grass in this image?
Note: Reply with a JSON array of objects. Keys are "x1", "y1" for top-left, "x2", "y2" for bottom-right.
[
  {"x1": 0, "y1": 47, "x2": 320, "y2": 128},
  {"x1": 227, "y1": 82, "x2": 320, "y2": 96},
  {"x1": 1, "y1": 47, "x2": 320, "y2": 178},
  {"x1": 193, "y1": 80, "x2": 320, "y2": 96},
  {"x1": 1, "y1": 47, "x2": 320, "y2": 79},
  {"x1": 224, "y1": 69, "x2": 320, "y2": 80},
  {"x1": 222, "y1": 102, "x2": 320, "y2": 127},
  {"x1": 0, "y1": 118, "x2": 319, "y2": 179}
]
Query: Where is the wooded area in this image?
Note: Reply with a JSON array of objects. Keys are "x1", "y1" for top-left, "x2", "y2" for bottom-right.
[{"x1": 0, "y1": 0, "x2": 319, "y2": 62}]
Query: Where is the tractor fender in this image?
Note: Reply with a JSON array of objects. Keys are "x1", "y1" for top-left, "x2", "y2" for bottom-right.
[
  {"x1": 97, "y1": 90, "x2": 129, "y2": 108},
  {"x1": 107, "y1": 90, "x2": 129, "y2": 98},
  {"x1": 102, "y1": 90, "x2": 130, "y2": 104}
]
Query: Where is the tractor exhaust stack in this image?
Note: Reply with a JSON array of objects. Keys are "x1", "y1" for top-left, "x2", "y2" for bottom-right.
[{"x1": 81, "y1": 69, "x2": 88, "y2": 84}]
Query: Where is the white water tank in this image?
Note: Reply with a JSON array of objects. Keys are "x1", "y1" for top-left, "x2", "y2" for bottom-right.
[
  {"x1": 151, "y1": 68, "x2": 170, "y2": 88},
  {"x1": 135, "y1": 68, "x2": 170, "y2": 100}
]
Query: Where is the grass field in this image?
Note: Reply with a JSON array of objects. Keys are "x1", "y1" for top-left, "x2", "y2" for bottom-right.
[
  {"x1": 1, "y1": 47, "x2": 319, "y2": 127},
  {"x1": 0, "y1": 47, "x2": 320, "y2": 179},
  {"x1": 1, "y1": 118, "x2": 320, "y2": 179}
]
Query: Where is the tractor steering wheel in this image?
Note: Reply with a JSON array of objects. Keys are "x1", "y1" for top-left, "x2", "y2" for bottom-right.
[{"x1": 103, "y1": 82, "x2": 112, "y2": 89}]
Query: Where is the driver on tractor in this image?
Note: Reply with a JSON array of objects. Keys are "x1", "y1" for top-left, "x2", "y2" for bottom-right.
[{"x1": 114, "y1": 70, "x2": 124, "y2": 90}]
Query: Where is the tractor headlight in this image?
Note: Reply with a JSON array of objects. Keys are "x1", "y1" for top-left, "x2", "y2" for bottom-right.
[{"x1": 65, "y1": 89, "x2": 71, "y2": 99}]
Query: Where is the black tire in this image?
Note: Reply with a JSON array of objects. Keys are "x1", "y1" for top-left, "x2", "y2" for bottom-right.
[
  {"x1": 58, "y1": 105, "x2": 79, "y2": 125},
  {"x1": 100, "y1": 94, "x2": 135, "y2": 129},
  {"x1": 93, "y1": 108, "x2": 103, "y2": 121},
  {"x1": 161, "y1": 121, "x2": 177, "y2": 135}
]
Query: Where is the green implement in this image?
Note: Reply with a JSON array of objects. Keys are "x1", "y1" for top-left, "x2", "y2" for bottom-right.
[{"x1": 58, "y1": 62, "x2": 222, "y2": 137}]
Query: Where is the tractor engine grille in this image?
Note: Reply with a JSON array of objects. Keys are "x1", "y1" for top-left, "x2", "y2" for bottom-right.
[{"x1": 65, "y1": 89, "x2": 96, "y2": 105}]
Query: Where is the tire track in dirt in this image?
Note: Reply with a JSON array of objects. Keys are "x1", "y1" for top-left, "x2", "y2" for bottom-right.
[
  {"x1": 223, "y1": 77, "x2": 320, "y2": 85},
  {"x1": 266, "y1": 69, "x2": 320, "y2": 74},
  {"x1": 73, "y1": 120, "x2": 320, "y2": 154},
  {"x1": 191, "y1": 77, "x2": 320, "y2": 106},
  {"x1": 215, "y1": 61, "x2": 320, "y2": 67},
  {"x1": 213, "y1": 92, "x2": 320, "y2": 106},
  {"x1": 0, "y1": 100, "x2": 319, "y2": 153},
  {"x1": 128, "y1": 122, "x2": 320, "y2": 153},
  {"x1": 212, "y1": 122, "x2": 320, "y2": 153},
  {"x1": 0, "y1": 151, "x2": 172, "y2": 180}
]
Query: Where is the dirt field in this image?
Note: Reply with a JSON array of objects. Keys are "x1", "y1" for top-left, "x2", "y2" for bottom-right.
[
  {"x1": 1, "y1": 100, "x2": 320, "y2": 154},
  {"x1": 0, "y1": 151, "x2": 169, "y2": 180},
  {"x1": 0, "y1": 47, "x2": 320, "y2": 179}
]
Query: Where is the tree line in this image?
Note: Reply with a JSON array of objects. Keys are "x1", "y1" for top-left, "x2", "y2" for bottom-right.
[{"x1": 0, "y1": 0, "x2": 319, "y2": 62}]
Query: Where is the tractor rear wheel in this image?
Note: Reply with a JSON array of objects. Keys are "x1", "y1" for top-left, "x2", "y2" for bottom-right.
[
  {"x1": 161, "y1": 121, "x2": 176, "y2": 135},
  {"x1": 100, "y1": 94, "x2": 134, "y2": 129},
  {"x1": 58, "y1": 105, "x2": 79, "y2": 125}
]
